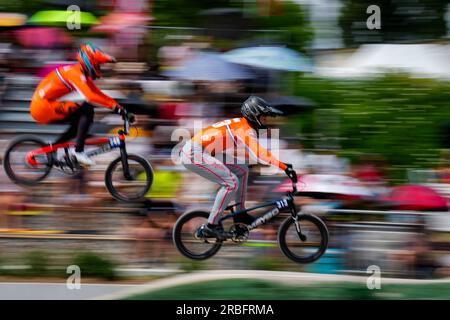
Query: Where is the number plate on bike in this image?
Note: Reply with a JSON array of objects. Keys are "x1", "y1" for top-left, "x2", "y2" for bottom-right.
[
  {"x1": 275, "y1": 199, "x2": 289, "y2": 209},
  {"x1": 109, "y1": 137, "x2": 121, "y2": 148}
]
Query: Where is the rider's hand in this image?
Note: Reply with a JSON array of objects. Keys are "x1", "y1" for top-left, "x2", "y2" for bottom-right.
[
  {"x1": 284, "y1": 163, "x2": 297, "y2": 183},
  {"x1": 113, "y1": 105, "x2": 135, "y2": 123},
  {"x1": 113, "y1": 104, "x2": 125, "y2": 116},
  {"x1": 127, "y1": 112, "x2": 136, "y2": 124}
]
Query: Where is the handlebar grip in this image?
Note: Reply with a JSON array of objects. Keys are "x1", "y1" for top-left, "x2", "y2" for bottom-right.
[
  {"x1": 288, "y1": 170, "x2": 298, "y2": 183},
  {"x1": 124, "y1": 118, "x2": 130, "y2": 135},
  {"x1": 292, "y1": 171, "x2": 298, "y2": 183}
]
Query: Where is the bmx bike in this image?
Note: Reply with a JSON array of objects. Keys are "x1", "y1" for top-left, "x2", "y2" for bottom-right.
[
  {"x1": 3, "y1": 116, "x2": 153, "y2": 203},
  {"x1": 173, "y1": 173, "x2": 329, "y2": 263}
]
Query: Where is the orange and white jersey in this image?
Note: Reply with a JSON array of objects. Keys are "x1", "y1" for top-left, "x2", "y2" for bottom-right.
[
  {"x1": 191, "y1": 117, "x2": 287, "y2": 171},
  {"x1": 30, "y1": 64, "x2": 118, "y2": 123},
  {"x1": 34, "y1": 64, "x2": 117, "y2": 108}
]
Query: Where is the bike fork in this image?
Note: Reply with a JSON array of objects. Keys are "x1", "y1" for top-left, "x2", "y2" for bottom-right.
[
  {"x1": 290, "y1": 206, "x2": 307, "y2": 241},
  {"x1": 120, "y1": 145, "x2": 133, "y2": 180}
]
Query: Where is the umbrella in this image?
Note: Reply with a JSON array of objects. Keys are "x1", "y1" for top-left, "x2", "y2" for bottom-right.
[
  {"x1": 163, "y1": 52, "x2": 253, "y2": 81},
  {"x1": 28, "y1": 10, "x2": 98, "y2": 26},
  {"x1": 381, "y1": 185, "x2": 448, "y2": 211},
  {"x1": 222, "y1": 46, "x2": 314, "y2": 72},
  {"x1": 0, "y1": 13, "x2": 27, "y2": 27},
  {"x1": 275, "y1": 174, "x2": 374, "y2": 199},
  {"x1": 15, "y1": 27, "x2": 72, "y2": 48}
]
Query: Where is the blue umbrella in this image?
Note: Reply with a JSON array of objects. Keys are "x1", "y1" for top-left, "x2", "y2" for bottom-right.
[
  {"x1": 222, "y1": 46, "x2": 313, "y2": 72},
  {"x1": 163, "y1": 52, "x2": 252, "y2": 81}
]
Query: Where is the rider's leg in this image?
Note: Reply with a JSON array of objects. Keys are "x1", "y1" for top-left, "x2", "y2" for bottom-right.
[
  {"x1": 70, "y1": 103, "x2": 95, "y2": 166},
  {"x1": 225, "y1": 164, "x2": 249, "y2": 211},
  {"x1": 53, "y1": 102, "x2": 82, "y2": 145},
  {"x1": 73, "y1": 102, "x2": 94, "y2": 152},
  {"x1": 225, "y1": 164, "x2": 254, "y2": 224},
  {"x1": 180, "y1": 142, "x2": 238, "y2": 225},
  {"x1": 52, "y1": 102, "x2": 95, "y2": 165},
  {"x1": 208, "y1": 167, "x2": 237, "y2": 224},
  {"x1": 53, "y1": 116, "x2": 79, "y2": 145}
]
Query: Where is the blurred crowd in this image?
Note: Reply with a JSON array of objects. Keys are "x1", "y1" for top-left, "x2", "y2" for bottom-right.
[{"x1": 0, "y1": 0, "x2": 449, "y2": 279}]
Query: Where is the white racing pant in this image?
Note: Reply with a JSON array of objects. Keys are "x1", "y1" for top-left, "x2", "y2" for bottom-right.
[{"x1": 180, "y1": 141, "x2": 249, "y2": 224}]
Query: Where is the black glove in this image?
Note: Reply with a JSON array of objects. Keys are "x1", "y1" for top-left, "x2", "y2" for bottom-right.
[
  {"x1": 127, "y1": 112, "x2": 136, "y2": 124},
  {"x1": 113, "y1": 105, "x2": 135, "y2": 124},
  {"x1": 113, "y1": 104, "x2": 125, "y2": 116},
  {"x1": 284, "y1": 163, "x2": 297, "y2": 183}
]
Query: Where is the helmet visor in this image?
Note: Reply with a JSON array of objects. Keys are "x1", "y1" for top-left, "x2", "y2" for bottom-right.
[
  {"x1": 265, "y1": 106, "x2": 284, "y2": 116},
  {"x1": 94, "y1": 50, "x2": 116, "y2": 64}
]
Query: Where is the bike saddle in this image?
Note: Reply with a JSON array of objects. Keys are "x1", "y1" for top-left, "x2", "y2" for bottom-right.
[{"x1": 225, "y1": 202, "x2": 242, "y2": 212}]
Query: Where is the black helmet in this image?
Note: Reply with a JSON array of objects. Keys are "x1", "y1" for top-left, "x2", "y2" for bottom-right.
[{"x1": 241, "y1": 96, "x2": 283, "y2": 128}]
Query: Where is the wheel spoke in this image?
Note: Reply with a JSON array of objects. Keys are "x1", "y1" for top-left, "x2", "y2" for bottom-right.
[
  {"x1": 106, "y1": 155, "x2": 153, "y2": 202},
  {"x1": 279, "y1": 215, "x2": 328, "y2": 263},
  {"x1": 4, "y1": 139, "x2": 52, "y2": 185},
  {"x1": 174, "y1": 211, "x2": 222, "y2": 260}
]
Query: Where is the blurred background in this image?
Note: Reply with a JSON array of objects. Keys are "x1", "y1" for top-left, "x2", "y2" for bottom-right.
[{"x1": 0, "y1": 0, "x2": 449, "y2": 296}]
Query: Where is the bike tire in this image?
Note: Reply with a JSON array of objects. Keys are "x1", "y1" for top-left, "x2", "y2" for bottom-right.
[
  {"x1": 173, "y1": 210, "x2": 222, "y2": 260},
  {"x1": 278, "y1": 214, "x2": 329, "y2": 264},
  {"x1": 104, "y1": 154, "x2": 154, "y2": 202},
  {"x1": 3, "y1": 135, "x2": 53, "y2": 186}
]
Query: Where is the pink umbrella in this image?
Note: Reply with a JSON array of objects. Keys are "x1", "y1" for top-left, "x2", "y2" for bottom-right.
[
  {"x1": 15, "y1": 27, "x2": 72, "y2": 48},
  {"x1": 381, "y1": 185, "x2": 448, "y2": 211}
]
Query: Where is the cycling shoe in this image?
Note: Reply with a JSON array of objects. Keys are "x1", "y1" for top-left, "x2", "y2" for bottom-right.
[{"x1": 200, "y1": 224, "x2": 228, "y2": 241}]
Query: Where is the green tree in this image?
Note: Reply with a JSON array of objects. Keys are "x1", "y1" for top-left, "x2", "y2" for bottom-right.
[
  {"x1": 339, "y1": 0, "x2": 448, "y2": 47},
  {"x1": 252, "y1": 1, "x2": 313, "y2": 53},
  {"x1": 152, "y1": 0, "x2": 313, "y2": 53},
  {"x1": 293, "y1": 75, "x2": 450, "y2": 182}
]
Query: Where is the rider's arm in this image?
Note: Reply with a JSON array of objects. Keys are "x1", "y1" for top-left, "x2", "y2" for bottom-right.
[
  {"x1": 235, "y1": 127, "x2": 287, "y2": 171},
  {"x1": 86, "y1": 77, "x2": 118, "y2": 104},
  {"x1": 68, "y1": 73, "x2": 118, "y2": 109}
]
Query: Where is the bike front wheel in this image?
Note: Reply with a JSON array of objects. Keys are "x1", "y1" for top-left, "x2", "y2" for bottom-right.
[
  {"x1": 278, "y1": 214, "x2": 329, "y2": 264},
  {"x1": 173, "y1": 210, "x2": 222, "y2": 260},
  {"x1": 105, "y1": 154, "x2": 153, "y2": 202},
  {"x1": 3, "y1": 135, "x2": 53, "y2": 186}
]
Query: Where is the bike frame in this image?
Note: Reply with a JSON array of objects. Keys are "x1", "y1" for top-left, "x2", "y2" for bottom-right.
[
  {"x1": 218, "y1": 183, "x2": 304, "y2": 237},
  {"x1": 26, "y1": 119, "x2": 133, "y2": 179}
]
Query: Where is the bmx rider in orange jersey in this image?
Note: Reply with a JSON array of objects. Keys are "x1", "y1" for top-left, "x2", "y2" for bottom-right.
[
  {"x1": 180, "y1": 96, "x2": 296, "y2": 240},
  {"x1": 30, "y1": 43, "x2": 133, "y2": 166}
]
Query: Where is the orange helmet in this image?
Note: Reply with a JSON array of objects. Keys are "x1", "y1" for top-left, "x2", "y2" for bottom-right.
[{"x1": 76, "y1": 43, "x2": 116, "y2": 79}]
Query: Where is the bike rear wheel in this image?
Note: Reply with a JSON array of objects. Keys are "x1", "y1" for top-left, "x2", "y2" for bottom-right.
[
  {"x1": 3, "y1": 135, "x2": 53, "y2": 185},
  {"x1": 173, "y1": 210, "x2": 222, "y2": 260},
  {"x1": 278, "y1": 214, "x2": 328, "y2": 263},
  {"x1": 105, "y1": 154, "x2": 153, "y2": 202}
]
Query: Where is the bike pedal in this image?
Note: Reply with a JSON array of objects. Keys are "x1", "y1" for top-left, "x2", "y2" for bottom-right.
[{"x1": 195, "y1": 225, "x2": 207, "y2": 239}]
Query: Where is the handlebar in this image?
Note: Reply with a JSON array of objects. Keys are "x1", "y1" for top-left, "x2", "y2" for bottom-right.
[
  {"x1": 123, "y1": 117, "x2": 130, "y2": 135},
  {"x1": 115, "y1": 106, "x2": 134, "y2": 135},
  {"x1": 285, "y1": 163, "x2": 298, "y2": 194},
  {"x1": 291, "y1": 178, "x2": 297, "y2": 193},
  {"x1": 121, "y1": 108, "x2": 135, "y2": 135}
]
